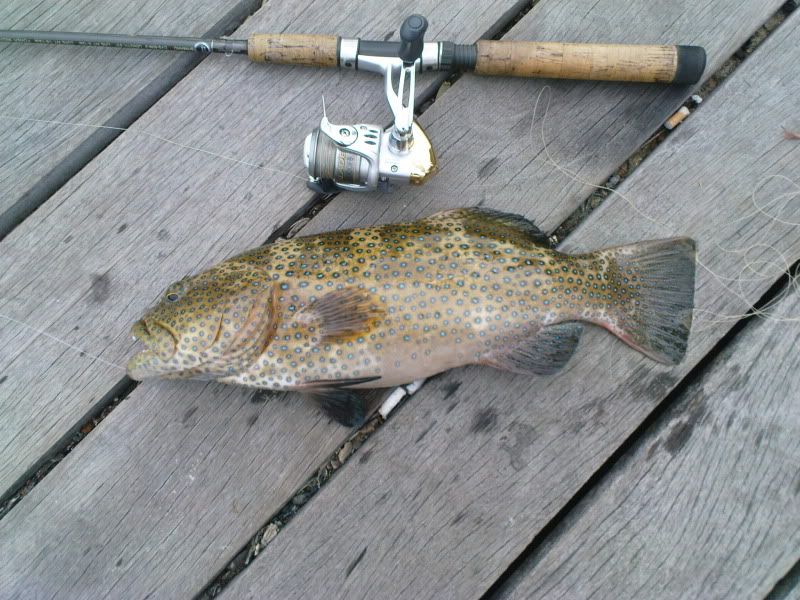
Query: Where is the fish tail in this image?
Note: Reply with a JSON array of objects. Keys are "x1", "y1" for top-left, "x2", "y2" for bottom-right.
[{"x1": 581, "y1": 238, "x2": 696, "y2": 364}]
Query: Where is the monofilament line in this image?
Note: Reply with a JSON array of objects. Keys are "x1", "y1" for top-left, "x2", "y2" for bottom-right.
[
  {"x1": 0, "y1": 312, "x2": 125, "y2": 370},
  {"x1": 0, "y1": 114, "x2": 309, "y2": 181},
  {"x1": 528, "y1": 86, "x2": 800, "y2": 329}
]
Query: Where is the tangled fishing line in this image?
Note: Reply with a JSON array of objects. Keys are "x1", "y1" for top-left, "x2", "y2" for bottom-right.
[{"x1": 527, "y1": 88, "x2": 800, "y2": 330}]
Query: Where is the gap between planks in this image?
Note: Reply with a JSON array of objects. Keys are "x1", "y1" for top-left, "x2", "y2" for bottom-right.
[
  {"x1": 0, "y1": 0, "x2": 788, "y2": 592},
  {"x1": 482, "y1": 261, "x2": 800, "y2": 599},
  {"x1": 0, "y1": 0, "x2": 543, "y2": 514},
  {"x1": 195, "y1": 2, "x2": 799, "y2": 595},
  {"x1": 765, "y1": 557, "x2": 800, "y2": 600}
]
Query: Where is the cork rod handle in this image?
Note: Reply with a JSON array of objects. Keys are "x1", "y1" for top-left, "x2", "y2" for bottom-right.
[
  {"x1": 248, "y1": 34, "x2": 338, "y2": 67},
  {"x1": 474, "y1": 41, "x2": 706, "y2": 84}
]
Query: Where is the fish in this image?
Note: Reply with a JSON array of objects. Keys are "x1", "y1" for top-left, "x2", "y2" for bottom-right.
[{"x1": 128, "y1": 208, "x2": 696, "y2": 426}]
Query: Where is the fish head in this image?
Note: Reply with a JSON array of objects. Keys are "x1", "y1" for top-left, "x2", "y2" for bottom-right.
[{"x1": 127, "y1": 262, "x2": 274, "y2": 381}]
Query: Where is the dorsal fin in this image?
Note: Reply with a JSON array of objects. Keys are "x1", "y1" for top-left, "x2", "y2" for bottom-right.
[{"x1": 431, "y1": 207, "x2": 551, "y2": 247}]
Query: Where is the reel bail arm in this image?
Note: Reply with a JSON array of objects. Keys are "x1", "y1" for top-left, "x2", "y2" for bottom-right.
[{"x1": 304, "y1": 15, "x2": 437, "y2": 194}]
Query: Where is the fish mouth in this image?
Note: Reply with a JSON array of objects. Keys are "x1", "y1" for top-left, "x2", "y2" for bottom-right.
[{"x1": 127, "y1": 318, "x2": 179, "y2": 380}]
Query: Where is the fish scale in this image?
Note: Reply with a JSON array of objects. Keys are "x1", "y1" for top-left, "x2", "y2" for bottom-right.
[
  {"x1": 128, "y1": 208, "x2": 696, "y2": 426},
  {"x1": 227, "y1": 211, "x2": 572, "y2": 387}
]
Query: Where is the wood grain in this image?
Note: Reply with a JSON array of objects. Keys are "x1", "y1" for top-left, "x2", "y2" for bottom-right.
[
  {"x1": 217, "y1": 9, "x2": 800, "y2": 599},
  {"x1": 0, "y1": 0, "x2": 260, "y2": 238},
  {"x1": 247, "y1": 33, "x2": 339, "y2": 67},
  {"x1": 0, "y1": 0, "x2": 531, "y2": 503},
  {"x1": 0, "y1": 0, "x2": 786, "y2": 596},
  {"x1": 300, "y1": 0, "x2": 784, "y2": 238},
  {"x1": 0, "y1": 0, "x2": 536, "y2": 597},
  {"x1": 475, "y1": 41, "x2": 678, "y2": 82},
  {"x1": 495, "y1": 287, "x2": 800, "y2": 599}
]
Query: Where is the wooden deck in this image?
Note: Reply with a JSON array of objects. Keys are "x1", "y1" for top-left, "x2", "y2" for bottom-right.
[{"x1": 0, "y1": 0, "x2": 798, "y2": 598}]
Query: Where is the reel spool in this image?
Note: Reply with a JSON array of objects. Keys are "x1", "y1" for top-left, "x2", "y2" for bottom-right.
[
  {"x1": 304, "y1": 15, "x2": 437, "y2": 194},
  {"x1": 304, "y1": 116, "x2": 436, "y2": 193}
]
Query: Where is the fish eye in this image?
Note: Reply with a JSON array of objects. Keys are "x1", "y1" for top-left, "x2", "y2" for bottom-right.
[{"x1": 163, "y1": 279, "x2": 189, "y2": 303}]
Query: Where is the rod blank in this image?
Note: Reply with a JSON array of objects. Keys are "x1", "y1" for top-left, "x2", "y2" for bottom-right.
[{"x1": 0, "y1": 30, "x2": 247, "y2": 55}]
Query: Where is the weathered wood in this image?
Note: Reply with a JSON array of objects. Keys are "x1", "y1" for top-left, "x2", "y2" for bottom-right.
[
  {"x1": 0, "y1": 0, "x2": 260, "y2": 238},
  {"x1": 0, "y1": 382, "x2": 338, "y2": 598},
  {"x1": 247, "y1": 34, "x2": 339, "y2": 67},
  {"x1": 0, "y1": 0, "x2": 789, "y2": 595},
  {"x1": 301, "y1": 0, "x2": 785, "y2": 237},
  {"x1": 218, "y1": 9, "x2": 800, "y2": 599},
  {"x1": 0, "y1": 1, "x2": 537, "y2": 597},
  {"x1": 494, "y1": 289, "x2": 800, "y2": 599},
  {"x1": 0, "y1": 0, "x2": 530, "y2": 503}
]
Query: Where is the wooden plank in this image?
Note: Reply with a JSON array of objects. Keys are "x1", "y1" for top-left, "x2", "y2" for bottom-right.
[
  {"x1": 0, "y1": 0, "x2": 528, "y2": 502},
  {"x1": 0, "y1": 383, "x2": 339, "y2": 598},
  {"x1": 0, "y1": 0, "x2": 785, "y2": 594},
  {"x1": 303, "y1": 0, "x2": 786, "y2": 237},
  {"x1": 217, "y1": 9, "x2": 800, "y2": 599},
  {"x1": 0, "y1": 0, "x2": 260, "y2": 237},
  {"x1": 494, "y1": 289, "x2": 800, "y2": 599},
  {"x1": 0, "y1": 1, "x2": 535, "y2": 598}
]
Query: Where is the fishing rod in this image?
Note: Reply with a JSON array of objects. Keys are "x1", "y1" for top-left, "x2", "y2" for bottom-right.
[{"x1": 1, "y1": 15, "x2": 706, "y2": 194}]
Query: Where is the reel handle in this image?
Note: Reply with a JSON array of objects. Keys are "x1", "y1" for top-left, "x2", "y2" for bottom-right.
[
  {"x1": 398, "y1": 14, "x2": 428, "y2": 64},
  {"x1": 472, "y1": 41, "x2": 705, "y2": 84}
]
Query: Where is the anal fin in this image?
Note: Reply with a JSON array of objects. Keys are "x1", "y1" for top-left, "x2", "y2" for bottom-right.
[{"x1": 483, "y1": 322, "x2": 583, "y2": 376}]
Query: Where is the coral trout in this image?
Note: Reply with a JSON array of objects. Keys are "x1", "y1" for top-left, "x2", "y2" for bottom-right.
[{"x1": 128, "y1": 208, "x2": 696, "y2": 425}]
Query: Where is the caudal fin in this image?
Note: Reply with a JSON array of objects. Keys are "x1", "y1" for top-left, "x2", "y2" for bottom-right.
[{"x1": 590, "y1": 238, "x2": 696, "y2": 364}]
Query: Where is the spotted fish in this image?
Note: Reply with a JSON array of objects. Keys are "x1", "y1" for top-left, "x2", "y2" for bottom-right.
[{"x1": 128, "y1": 208, "x2": 696, "y2": 426}]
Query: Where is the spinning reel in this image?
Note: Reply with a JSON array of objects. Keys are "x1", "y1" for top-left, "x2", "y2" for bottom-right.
[{"x1": 303, "y1": 15, "x2": 437, "y2": 194}]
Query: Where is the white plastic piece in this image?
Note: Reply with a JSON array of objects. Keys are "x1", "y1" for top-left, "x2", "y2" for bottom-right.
[
  {"x1": 690, "y1": 94, "x2": 703, "y2": 105},
  {"x1": 379, "y1": 387, "x2": 407, "y2": 419},
  {"x1": 404, "y1": 378, "x2": 425, "y2": 394}
]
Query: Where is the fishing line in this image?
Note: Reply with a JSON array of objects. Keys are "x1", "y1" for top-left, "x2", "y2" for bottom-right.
[
  {"x1": 0, "y1": 312, "x2": 126, "y2": 370},
  {"x1": 523, "y1": 87, "x2": 800, "y2": 329},
  {"x1": 747, "y1": 174, "x2": 800, "y2": 227},
  {"x1": 0, "y1": 114, "x2": 309, "y2": 181}
]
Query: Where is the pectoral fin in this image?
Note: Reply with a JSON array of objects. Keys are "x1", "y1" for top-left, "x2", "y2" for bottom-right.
[
  {"x1": 483, "y1": 322, "x2": 583, "y2": 376},
  {"x1": 298, "y1": 288, "x2": 385, "y2": 341}
]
